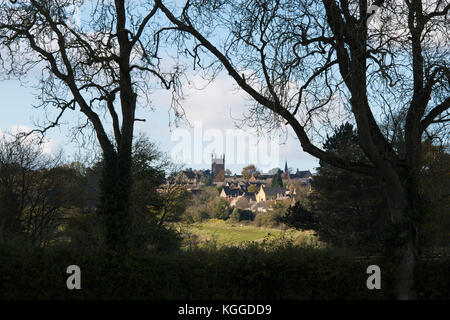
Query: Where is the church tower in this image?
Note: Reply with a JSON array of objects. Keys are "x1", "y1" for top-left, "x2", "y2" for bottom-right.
[{"x1": 211, "y1": 153, "x2": 225, "y2": 176}]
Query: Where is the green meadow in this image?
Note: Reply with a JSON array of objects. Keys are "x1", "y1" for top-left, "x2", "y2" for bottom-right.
[{"x1": 180, "y1": 219, "x2": 318, "y2": 247}]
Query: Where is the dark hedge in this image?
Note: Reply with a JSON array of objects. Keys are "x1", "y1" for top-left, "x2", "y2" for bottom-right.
[{"x1": 0, "y1": 242, "x2": 448, "y2": 300}]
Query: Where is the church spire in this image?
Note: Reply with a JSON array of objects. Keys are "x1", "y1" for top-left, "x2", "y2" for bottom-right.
[{"x1": 284, "y1": 160, "x2": 290, "y2": 179}]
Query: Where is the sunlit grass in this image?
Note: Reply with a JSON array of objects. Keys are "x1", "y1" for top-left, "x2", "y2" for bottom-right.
[{"x1": 176, "y1": 219, "x2": 318, "y2": 247}]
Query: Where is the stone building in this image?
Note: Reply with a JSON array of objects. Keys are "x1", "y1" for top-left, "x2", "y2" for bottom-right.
[{"x1": 211, "y1": 154, "x2": 225, "y2": 176}]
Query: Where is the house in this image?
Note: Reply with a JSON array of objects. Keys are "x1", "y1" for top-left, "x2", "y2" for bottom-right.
[
  {"x1": 220, "y1": 186, "x2": 243, "y2": 199},
  {"x1": 175, "y1": 169, "x2": 204, "y2": 185},
  {"x1": 230, "y1": 195, "x2": 251, "y2": 209},
  {"x1": 243, "y1": 192, "x2": 257, "y2": 202},
  {"x1": 251, "y1": 201, "x2": 268, "y2": 212},
  {"x1": 282, "y1": 161, "x2": 313, "y2": 182},
  {"x1": 224, "y1": 181, "x2": 248, "y2": 190},
  {"x1": 255, "y1": 185, "x2": 290, "y2": 202},
  {"x1": 293, "y1": 170, "x2": 313, "y2": 179},
  {"x1": 247, "y1": 181, "x2": 264, "y2": 191}
]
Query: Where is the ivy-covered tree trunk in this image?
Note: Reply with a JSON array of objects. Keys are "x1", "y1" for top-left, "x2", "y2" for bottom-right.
[
  {"x1": 99, "y1": 147, "x2": 133, "y2": 251},
  {"x1": 384, "y1": 167, "x2": 423, "y2": 299}
]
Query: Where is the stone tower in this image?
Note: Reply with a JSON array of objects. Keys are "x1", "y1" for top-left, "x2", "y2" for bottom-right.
[{"x1": 211, "y1": 154, "x2": 225, "y2": 176}]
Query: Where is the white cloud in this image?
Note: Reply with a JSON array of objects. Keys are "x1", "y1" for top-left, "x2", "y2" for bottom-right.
[
  {"x1": 181, "y1": 73, "x2": 248, "y2": 129},
  {"x1": 166, "y1": 73, "x2": 319, "y2": 172},
  {"x1": 0, "y1": 125, "x2": 63, "y2": 156}
]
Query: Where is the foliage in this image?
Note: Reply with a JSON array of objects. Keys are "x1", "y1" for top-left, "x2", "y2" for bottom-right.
[
  {"x1": 241, "y1": 164, "x2": 258, "y2": 180},
  {"x1": 130, "y1": 135, "x2": 166, "y2": 218},
  {"x1": 201, "y1": 170, "x2": 213, "y2": 186},
  {"x1": 159, "y1": 186, "x2": 192, "y2": 223},
  {"x1": 271, "y1": 172, "x2": 283, "y2": 187},
  {"x1": 308, "y1": 124, "x2": 390, "y2": 253},
  {"x1": 183, "y1": 186, "x2": 219, "y2": 223},
  {"x1": 254, "y1": 212, "x2": 277, "y2": 228},
  {"x1": 252, "y1": 200, "x2": 290, "y2": 228},
  {"x1": 420, "y1": 142, "x2": 450, "y2": 247},
  {"x1": 61, "y1": 210, "x2": 103, "y2": 249},
  {"x1": 287, "y1": 180, "x2": 310, "y2": 202},
  {"x1": 0, "y1": 135, "x2": 70, "y2": 246},
  {"x1": 247, "y1": 184, "x2": 260, "y2": 193},
  {"x1": 156, "y1": 0, "x2": 449, "y2": 298},
  {"x1": 1, "y1": 240, "x2": 448, "y2": 299},
  {"x1": 213, "y1": 198, "x2": 231, "y2": 220},
  {"x1": 214, "y1": 169, "x2": 225, "y2": 182},
  {"x1": 230, "y1": 208, "x2": 255, "y2": 223},
  {"x1": 278, "y1": 201, "x2": 318, "y2": 231},
  {"x1": 230, "y1": 208, "x2": 240, "y2": 223},
  {"x1": 269, "y1": 200, "x2": 291, "y2": 216},
  {"x1": 215, "y1": 185, "x2": 223, "y2": 194}
]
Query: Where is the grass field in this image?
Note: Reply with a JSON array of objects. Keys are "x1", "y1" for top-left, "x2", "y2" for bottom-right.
[{"x1": 179, "y1": 219, "x2": 318, "y2": 247}]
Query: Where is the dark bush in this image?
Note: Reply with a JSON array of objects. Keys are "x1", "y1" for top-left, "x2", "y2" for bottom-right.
[
  {"x1": 0, "y1": 241, "x2": 448, "y2": 300},
  {"x1": 230, "y1": 208, "x2": 255, "y2": 223}
]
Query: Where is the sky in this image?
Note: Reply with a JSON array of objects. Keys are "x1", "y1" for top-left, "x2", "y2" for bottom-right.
[
  {"x1": 0, "y1": 73, "x2": 320, "y2": 174},
  {"x1": 0, "y1": 1, "x2": 320, "y2": 175}
]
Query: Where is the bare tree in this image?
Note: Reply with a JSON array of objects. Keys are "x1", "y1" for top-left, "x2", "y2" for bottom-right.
[
  {"x1": 155, "y1": 0, "x2": 449, "y2": 299},
  {"x1": 0, "y1": 0, "x2": 183, "y2": 250},
  {"x1": 0, "y1": 134, "x2": 64, "y2": 246}
]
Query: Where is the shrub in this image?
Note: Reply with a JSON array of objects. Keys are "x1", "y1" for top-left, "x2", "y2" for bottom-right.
[
  {"x1": 254, "y1": 212, "x2": 279, "y2": 228},
  {"x1": 230, "y1": 208, "x2": 240, "y2": 223},
  {"x1": 278, "y1": 201, "x2": 317, "y2": 231},
  {"x1": 230, "y1": 208, "x2": 255, "y2": 223},
  {"x1": 194, "y1": 209, "x2": 211, "y2": 222},
  {"x1": 213, "y1": 198, "x2": 231, "y2": 220},
  {"x1": 0, "y1": 241, "x2": 448, "y2": 299}
]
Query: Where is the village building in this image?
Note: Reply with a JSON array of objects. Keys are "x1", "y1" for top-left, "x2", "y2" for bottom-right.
[
  {"x1": 230, "y1": 195, "x2": 254, "y2": 210},
  {"x1": 171, "y1": 169, "x2": 205, "y2": 192},
  {"x1": 293, "y1": 169, "x2": 313, "y2": 179},
  {"x1": 284, "y1": 160, "x2": 291, "y2": 180},
  {"x1": 220, "y1": 186, "x2": 244, "y2": 199},
  {"x1": 255, "y1": 185, "x2": 290, "y2": 202},
  {"x1": 175, "y1": 170, "x2": 202, "y2": 185},
  {"x1": 250, "y1": 201, "x2": 268, "y2": 212},
  {"x1": 211, "y1": 154, "x2": 225, "y2": 176},
  {"x1": 169, "y1": 156, "x2": 313, "y2": 209},
  {"x1": 281, "y1": 161, "x2": 313, "y2": 182}
]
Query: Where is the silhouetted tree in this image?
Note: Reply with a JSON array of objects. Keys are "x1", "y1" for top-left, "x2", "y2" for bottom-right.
[
  {"x1": 156, "y1": 0, "x2": 449, "y2": 298},
  {"x1": 309, "y1": 123, "x2": 389, "y2": 252},
  {"x1": 278, "y1": 201, "x2": 317, "y2": 231},
  {"x1": 0, "y1": 0, "x2": 183, "y2": 250},
  {"x1": 0, "y1": 135, "x2": 66, "y2": 246}
]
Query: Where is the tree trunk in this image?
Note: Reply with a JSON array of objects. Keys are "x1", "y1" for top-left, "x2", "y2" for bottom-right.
[
  {"x1": 395, "y1": 237, "x2": 417, "y2": 299},
  {"x1": 99, "y1": 149, "x2": 133, "y2": 251},
  {"x1": 384, "y1": 175, "x2": 420, "y2": 300}
]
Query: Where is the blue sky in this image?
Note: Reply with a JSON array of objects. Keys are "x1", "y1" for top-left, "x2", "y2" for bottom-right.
[
  {"x1": 0, "y1": 1, "x2": 319, "y2": 174},
  {"x1": 0, "y1": 73, "x2": 319, "y2": 174}
]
